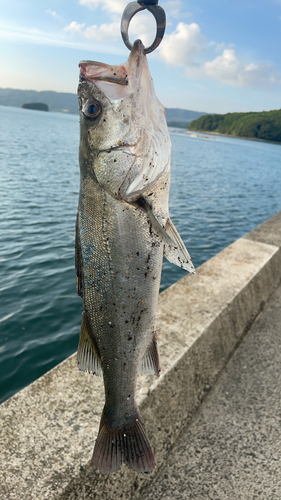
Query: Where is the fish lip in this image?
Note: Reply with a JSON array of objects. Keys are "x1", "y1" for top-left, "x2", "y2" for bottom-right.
[{"x1": 79, "y1": 65, "x2": 128, "y2": 86}]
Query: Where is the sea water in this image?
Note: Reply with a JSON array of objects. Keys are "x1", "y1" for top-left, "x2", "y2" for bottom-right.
[{"x1": 0, "y1": 105, "x2": 280, "y2": 403}]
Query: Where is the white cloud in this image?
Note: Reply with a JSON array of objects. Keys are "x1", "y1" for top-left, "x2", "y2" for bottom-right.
[
  {"x1": 84, "y1": 21, "x2": 120, "y2": 41},
  {"x1": 64, "y1": 21, "x2": 86, "y2": 33},
  {"x1": 45, "y1": 10, "x2": 59, "y2": 18},
  {"x1": 157, "y1": 22, "x2": 280, "y2": 88},
  {"x1": 202, "y1": 49, "x2": 277, "y2": 87},
  {"x1": 209, "y1": 41, "x2": 225, "y2": 52},
  {"x1": 64, "y1": 20, "x2": 119, "y2": 41},
  {"x1": 158, "y1": 22, "x2": 206, "y2": 66},
  {"x1": 64, "y1": 13, "x2": 156, "y2": 46},
  {"x1": 0, "y1": 22, "x2": 125, "y2": 55},
  {"x1": 79, "y1": 0, "x2": 128, "y2": 14}
]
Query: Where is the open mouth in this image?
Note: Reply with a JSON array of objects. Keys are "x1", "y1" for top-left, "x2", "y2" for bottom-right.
[{"x1": 79, "y1": 62, "x2": 128, "y2": 86}]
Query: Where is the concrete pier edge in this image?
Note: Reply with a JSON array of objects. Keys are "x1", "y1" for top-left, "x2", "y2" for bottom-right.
[{"x1": 1, "y1": 211, "x2": 281, "y2": 500}]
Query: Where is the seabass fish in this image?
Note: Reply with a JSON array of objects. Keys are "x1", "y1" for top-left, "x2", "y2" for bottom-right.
[{"x1": 76, "y1": 40, "x2": 194, "y2": 475}]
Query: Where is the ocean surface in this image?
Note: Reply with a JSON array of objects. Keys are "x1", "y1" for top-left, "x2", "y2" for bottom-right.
[{"x1": 1, "y1": 105, "x2": 281, "y2": 404}]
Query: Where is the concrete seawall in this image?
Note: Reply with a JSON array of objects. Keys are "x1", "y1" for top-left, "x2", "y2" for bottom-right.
[{"x1": 1, "y1": 212, "x2": 281, "y2": 500}]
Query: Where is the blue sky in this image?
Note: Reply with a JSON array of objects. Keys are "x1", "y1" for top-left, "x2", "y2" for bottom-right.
[{"x1": 1, "y1": 0, "x2": 281, "y2": 113}]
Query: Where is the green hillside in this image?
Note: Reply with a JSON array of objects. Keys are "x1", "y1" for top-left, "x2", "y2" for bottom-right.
[{"x1": 188, "y1": 109, "x2": 281, "y2": 142}]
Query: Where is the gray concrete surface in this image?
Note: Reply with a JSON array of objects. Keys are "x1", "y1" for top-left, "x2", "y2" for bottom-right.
[
  {"x1": 139, "y1": 280, "x2": 281, "y2": 500},
  {"x1": 1, "y1": 212, "x2": 281, "y2": 499}
]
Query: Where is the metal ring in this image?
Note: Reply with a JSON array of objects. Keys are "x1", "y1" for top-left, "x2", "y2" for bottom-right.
[{"x1": 121, "y1": 1, "x2": 166, "y2": 55}]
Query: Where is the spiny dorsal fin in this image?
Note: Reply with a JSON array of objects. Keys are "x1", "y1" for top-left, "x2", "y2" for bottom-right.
[
  {"x1": 139, "y1": 332, "x2": 161, "y2": 377},
  {"x1": 137, "y1": 196, "x2": 195, "y2": 274},
  {"x1": 77, "y1": 312, "x2": 102, "y2": 376}
]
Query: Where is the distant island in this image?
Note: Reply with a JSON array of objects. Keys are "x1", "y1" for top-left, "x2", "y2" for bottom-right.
[
  {"x1": 0, "y1": 88, "x2": 206, "y2": 126},
  {"x1": 22, "y1": 102, "x2": 49, "y2": 112},
  {"x1": 188, "y1": 109, "x2": 281, "y2": 143}
]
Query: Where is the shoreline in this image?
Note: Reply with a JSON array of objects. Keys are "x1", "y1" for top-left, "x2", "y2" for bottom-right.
[{"x1": 186, "y1": 129, "x2": 281, "y2": 145}]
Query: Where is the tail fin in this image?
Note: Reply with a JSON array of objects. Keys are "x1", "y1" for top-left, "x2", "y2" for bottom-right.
[{"x1": 91, "y1": 409, "x2": 155, "y2": 475}]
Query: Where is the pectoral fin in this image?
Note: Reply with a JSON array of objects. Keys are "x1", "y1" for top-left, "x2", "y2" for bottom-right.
[
  {"x1": 77, "y1": 312, "x2": 102, "y2": 376},
  {"x1": 137, "y1": 196, "x2": 195, "y2": 274},
  {"x1": 163, "y1": 218, "x2": 195, "y2": 273},
  {"x1": 139, "y1": 332, "x2": 161, "y2": 377}
]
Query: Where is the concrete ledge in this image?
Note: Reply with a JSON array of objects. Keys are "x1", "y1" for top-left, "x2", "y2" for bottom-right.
[{"x1": 1, "y1": 212, "x2": 281, "y2": 500}]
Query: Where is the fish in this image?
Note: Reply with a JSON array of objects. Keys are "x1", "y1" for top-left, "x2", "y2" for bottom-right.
[{"x1": 76, "y1": 39, "x2": 195, "y2": 475}]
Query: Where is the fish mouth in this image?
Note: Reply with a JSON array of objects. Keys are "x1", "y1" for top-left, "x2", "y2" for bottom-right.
[
  {"x1": 79, "y1": 63, "x2": 128, "y2": 86},
  {"x1": 78, "y1": 40, "x2": 145, "y2": 90}
]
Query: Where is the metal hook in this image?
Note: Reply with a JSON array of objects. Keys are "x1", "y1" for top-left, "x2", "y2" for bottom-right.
[{"x1": 121, "y1": 1, "x2": 166, "y2": 55}]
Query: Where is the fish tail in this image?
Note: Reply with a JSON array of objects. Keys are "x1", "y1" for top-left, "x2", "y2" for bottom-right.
[{"x1": 91, "y1": 407, "x2": 155, "y2": 475}]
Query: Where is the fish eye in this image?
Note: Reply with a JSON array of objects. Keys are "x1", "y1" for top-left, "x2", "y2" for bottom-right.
[{"x1": 83, "y1": 100, "x2": 102, "y2": 119}]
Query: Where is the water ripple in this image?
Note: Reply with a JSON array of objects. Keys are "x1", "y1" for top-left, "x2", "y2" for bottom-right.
[{"x1": 1, "y1": 107, "x2": 281, "y2": 403}]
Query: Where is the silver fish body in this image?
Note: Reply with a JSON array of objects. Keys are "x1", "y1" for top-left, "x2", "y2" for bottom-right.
[{"x1": 76, "y1": 40, "x2": 194, "y2": 475}]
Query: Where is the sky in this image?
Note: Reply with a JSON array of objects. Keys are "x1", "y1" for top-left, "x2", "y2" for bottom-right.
[{"x1": 1, "y1": 0, "x2": 281, "y2": 113}]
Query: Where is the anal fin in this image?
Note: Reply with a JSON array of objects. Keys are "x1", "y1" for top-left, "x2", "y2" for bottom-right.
[
  {"x1": 77, "y1": 312, "x2": 102, "y2": 376},
  {"x1": 139, "y1": 332, "x2": 161, "y2": 377}
]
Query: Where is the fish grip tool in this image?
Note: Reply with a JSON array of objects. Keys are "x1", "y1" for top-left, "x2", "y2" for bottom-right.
[{"x1": 121, "y1": 0, "x2": 166, "y2": 54}]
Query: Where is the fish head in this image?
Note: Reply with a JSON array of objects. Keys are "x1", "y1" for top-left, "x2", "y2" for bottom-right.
[{"x1": 78, "y1": 40, "x2": 171, "y2": 201}]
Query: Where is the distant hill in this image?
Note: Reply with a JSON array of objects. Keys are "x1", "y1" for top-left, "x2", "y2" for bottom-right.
[
  {"x1": 188, "y1": 109, "x2": 281, "y2": 143},
  {"x1": 165, "y1": 108, "x2": 206, "y2": 125},
  {"x1": 0, "y1": 88, "x2": 206, "y2": 125}
]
